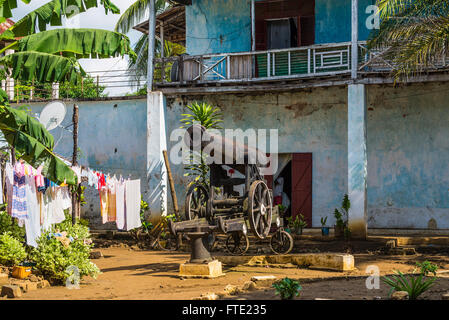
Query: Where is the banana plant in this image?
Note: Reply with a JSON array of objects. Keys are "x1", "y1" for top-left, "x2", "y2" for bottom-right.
[{"x1": 0, "y1": 105, "x2": 78, "y2": 185}]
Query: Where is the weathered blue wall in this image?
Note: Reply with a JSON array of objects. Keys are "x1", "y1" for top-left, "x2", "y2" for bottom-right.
[
  {"x1": 12, "y1": 98, "x2": 148, "y2": 228},
  {"x1": 12, "y1": 81, "x2": 449, "y2": 230},
  {"x1": 315, "y1": 0, "x2": 376, "y2": 44},
  {"x1": 186, "y1": 0, "x2": 252, "y2": 55},
  {"x1": 165, "y1": 82, "x2": 449, "y2": 229},
  {"x1": 366, "y1": 83, "x2": 449, "y2": 229},
  {"x1": 185, "y1": 0, "x2": 377, "y2": 55}
]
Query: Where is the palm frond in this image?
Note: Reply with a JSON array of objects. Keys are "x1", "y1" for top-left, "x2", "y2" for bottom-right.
[
  {"x1": 115, "y1": 0, "x2": 167, "y2": 34},
  {"x1": 4, "y1": 28, "x2": 136, "y2": 61},
  {"x1": 10, "y1": 0, "x2": 120, "y2": 37}
]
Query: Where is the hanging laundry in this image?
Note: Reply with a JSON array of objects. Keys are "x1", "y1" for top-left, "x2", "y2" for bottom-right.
[
  {"x1": 115, "y1": 178, "x2": 125, "y2": 230},
  {"x1": 24, "y1": 175, "x2": 40, "y2": 247},
  {"x1": 107, "y1": 176, "x2": 117, "y2": 222},
  {"x1": 11, "y1": 162, "x2": 28, "y2": 220},
  {"x1": 125, "y1": 179, "x2": 141, "y2": 231}
]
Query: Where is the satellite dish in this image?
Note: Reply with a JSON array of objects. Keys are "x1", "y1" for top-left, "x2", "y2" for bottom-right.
[{"x1": 39, "y1": 101, "x2": 67, "y2": 131}]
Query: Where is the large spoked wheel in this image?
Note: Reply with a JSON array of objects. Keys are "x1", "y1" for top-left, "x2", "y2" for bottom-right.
[
  {"x1": 185, "y1": 184, "x2": 209, "y2": 220},
  {"x1": 270, "y1": 230, "x2": 294, "y2": 255},
  {"x1": 156, "y1": 229, "x2": 179, "y2": 251},
  {"x1": 248, "y1": 180, "x2": 273, "y2": 239},
  {"x1": 225, "y1": 232, "x2": 249, "y2": 255}
]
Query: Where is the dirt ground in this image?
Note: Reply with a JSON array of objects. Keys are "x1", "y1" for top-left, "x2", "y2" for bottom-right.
[{"x1": 16, "y1": 245, "x2": 449, "y2": 300}]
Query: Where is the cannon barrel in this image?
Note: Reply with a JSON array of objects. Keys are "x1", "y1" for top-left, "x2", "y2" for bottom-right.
[{"x1": 183, "y1": 124, "x2": 269, "y2": 166}]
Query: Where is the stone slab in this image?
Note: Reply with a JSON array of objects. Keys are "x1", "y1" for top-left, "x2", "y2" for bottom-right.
[
  {"x1": 179, "y1": 260, "x2": 225, "y2": 279},
  {"x1": 217, "y1": 253, "x2": 355, "y2": 272}
]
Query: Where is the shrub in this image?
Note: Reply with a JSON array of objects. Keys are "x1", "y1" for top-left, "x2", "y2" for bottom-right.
[
  {"x1": 382, "y1": 261, "x2": 439, "y2": 300},
  {"x1": 0, "y1": 232, "x2": 27, "y2": 266},
  {"x1": 272, "y1": 277, "x2": 302, "y2": 300},
  {"x1": 0, "y1": 209, "x2": 26, "y2": 241},
  {"x1": 30, "y1": 215, "x2": 100, "y2": 284}
]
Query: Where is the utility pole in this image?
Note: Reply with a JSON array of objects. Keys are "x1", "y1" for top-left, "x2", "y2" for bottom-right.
[
  {"x1": 147, "y1": 0, "x2": 156, "y2": 93},
  {"x1": 71, "y1": 104, "x2": 79, "y2": 225}
]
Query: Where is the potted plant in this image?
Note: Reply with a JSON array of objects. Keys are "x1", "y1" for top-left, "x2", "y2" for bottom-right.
[
  {"x1": 272, "y1": 277, "x2": 302, "y2": 300},
  {"x1": 287, "y1": 214, "x2": 307, "y2": 235},
  {"x1": 320, "y1": 217, "x2": 329, "y2": 236},
  {"x1": 334, "y1": 194, "x2": 350, "y2": 239}
]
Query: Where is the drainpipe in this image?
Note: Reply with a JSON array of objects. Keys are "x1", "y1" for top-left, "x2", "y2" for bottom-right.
[
  {"x1": 147, "y1": 0, "x2": 156, "y2": 93},
  {"x1": 351, "y1": 0, "x2": 358, "y2": 79}
]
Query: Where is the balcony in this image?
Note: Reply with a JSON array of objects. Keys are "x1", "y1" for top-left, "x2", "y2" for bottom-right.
[{"x1": 153, "y1": 41, "x2": 449, "y2": 94}]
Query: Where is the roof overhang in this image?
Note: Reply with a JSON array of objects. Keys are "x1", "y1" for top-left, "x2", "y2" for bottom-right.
[{"x1": 133, "y1": 5, "x2": 186, "y2": 45}]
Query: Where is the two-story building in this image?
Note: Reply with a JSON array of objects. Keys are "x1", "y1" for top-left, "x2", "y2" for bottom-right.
[{"x1": 136, "y1": 0, "x2": 449, "y2": 238}]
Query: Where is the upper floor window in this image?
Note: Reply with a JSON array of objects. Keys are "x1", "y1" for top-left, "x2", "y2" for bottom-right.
[{"x1": 255, "y1": 0, "x2": 315, "y2": 50}]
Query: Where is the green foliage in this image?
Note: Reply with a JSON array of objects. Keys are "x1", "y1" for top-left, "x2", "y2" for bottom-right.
[
  {"x1": 0, "y1": 232, "x2": 27, "y2": 266},
  {"x1": 30, "y1": 214, "x2": 100, "y2": 284},
  {"x1": 368, "y1": 0, "x2": 449, "y2": 80},
  {"x1": 0, "y1": 105, "x2": 78, "y2": 185},
  {"x1": 320, "y1": 216, "x2": 328, "y2": 227},
  {"x1": 334, "y1": 194, "x2": 350, "y2": 228},
  {"x1": 140, "y1": 198, "x2": 153, "y2": 233},
  {"x1": 416, "y1": 261, "x2": 439, "y2": 276},
  {"x1": 180, "y1": 101, "x2": 223, "y2": 188},
  {"x1": 277, "y1": 204, "x2": 286, "y2": 216},
  {"x1": 287, "y1": 214, "x2": 307, "y2": 231},
  {"x1": 180, "y1": 102, "x2": 223, "y2": 129},
  {"x1": 272, "y1": 277, "x2": 302, "y2": 300},
  {"x1": 9, "y1": 0, "x2": 120, "y2": 37},
  {"x1": 0, "y1": 208, "x2": 25, "y2": 241},
  {"x1": 382, "y1": 261, "x2": 438, "y2": 300}
]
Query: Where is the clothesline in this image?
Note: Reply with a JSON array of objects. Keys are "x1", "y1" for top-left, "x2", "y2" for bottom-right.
[{"x1": 0, "y1": 159, "x2": 142, "y2": 248}]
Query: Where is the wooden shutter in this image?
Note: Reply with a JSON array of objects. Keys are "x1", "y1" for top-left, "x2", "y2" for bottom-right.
[{"x1": 291, "y1": 153, "x2": 312, "y2": 227}]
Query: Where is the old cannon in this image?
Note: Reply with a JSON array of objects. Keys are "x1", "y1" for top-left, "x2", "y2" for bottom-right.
[{"x1": 169, "y1": 125, "x2": 293, "y2": 260}]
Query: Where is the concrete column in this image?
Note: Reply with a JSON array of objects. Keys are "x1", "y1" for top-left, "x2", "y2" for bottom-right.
[
  {"x1": 347, "y1": 84, "x2": 367, "y2": 239},
  {"x1": 146, "y1": 91, "x2": 168, "y2": 222}
]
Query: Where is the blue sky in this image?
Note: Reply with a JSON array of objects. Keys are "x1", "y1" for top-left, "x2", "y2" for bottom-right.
[{"x1": 11, "y1": 0, "x2": 146, "y2": 96}]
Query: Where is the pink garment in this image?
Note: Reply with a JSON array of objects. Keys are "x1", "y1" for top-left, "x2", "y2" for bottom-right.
[{"x1": 35, "y1": 165, "x2": 45, "y2": 188}]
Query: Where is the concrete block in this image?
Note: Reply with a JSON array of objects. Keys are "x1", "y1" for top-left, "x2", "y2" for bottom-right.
[
  {"x1": 391, "y1": 291, "x2": 409, "y2": 300},
  {"x1": 26, "y1": 282, "x2": 38, "y2": 291},
  {"x1": 442, "y1": 293, "x2": 449, "y2": 300},
  {"x1": 242, "y1": 281, "x2": 257, "y2": 291},
  {"x1": 37, "y1": 280, "x2": 50, "y2": 289},
  {"x1": 224, "y1": 284, "x2": 240, "y2": 295},
  {"x1": 192, "y1": 292, "x2": 219, "y2": 300},
  {"x1": 179, "y1": 260, "x2": 224, "y2": 279},
  {"x1": 217, "y1": 253, "x2": 355, "y2": 272},
  {"x1": 89, "y1": 251, "x2": 104, "y2": 259},
  {"x1": 1, "y1": 285, "x2": 22, "y2": 298},
  {"x1": 251, "y1": 275, "x2": 277, "y2": 287},
  {"x1": 0, "y1": 273, "x2": 8, "y2": 285}
]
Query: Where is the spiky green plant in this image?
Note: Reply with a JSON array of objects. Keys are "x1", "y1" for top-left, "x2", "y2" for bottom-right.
[
  {"x1": 179, "y1": 102, "x2": 223, "y2": 188},
  {"x1": 368, "y1": 0, "x2": 449, "y2": 81},
  {"x1": 180, "y1": 102, "x2": 223, "y2": 129},
  {"x1": 382, "y1": 261, "x2": 439, "y2": 300}
]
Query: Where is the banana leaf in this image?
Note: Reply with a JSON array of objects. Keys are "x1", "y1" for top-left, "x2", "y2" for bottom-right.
[
  {"x1": 0, "y1": 51, "x2": 85, "y2": 84},
  {"x1": 9, "y1": 0, "x2": 120, "y2": 37},
  {"x1": 0, "y1": 105, "x2": 54, "y2": 149},
  {"x1": 6, "y1": 28, "x2": 136, "y2": 61},
  {"x1": 0, "y1": 105, "x2": 77, "y2": 185},
  {"x1": 0, "y1": 0, "x2": 31, "y2": 20}
]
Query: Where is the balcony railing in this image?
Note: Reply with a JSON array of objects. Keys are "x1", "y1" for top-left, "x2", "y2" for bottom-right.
[{"x1": 153, "y1": 41, "x2": 449, "y2": 85}]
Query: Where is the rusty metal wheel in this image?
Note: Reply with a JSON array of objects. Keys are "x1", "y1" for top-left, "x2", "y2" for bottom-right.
[
  {"x1": 248, "y1": 180, "x2": 272, "y2": 239},
  {"x1": 225, "y1": 232, "x2": 249, "y2": 255},
  {"x1": 185, "y1": 184, "x2": 209, "y2": 220},
  {"x1": 270, "y1": 230, "x2": 294, "y2": 255}
]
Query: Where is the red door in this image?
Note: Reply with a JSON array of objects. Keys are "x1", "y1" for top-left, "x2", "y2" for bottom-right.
[{"x1": 291, "y1": 153, "x2": 312, "y2": 227}]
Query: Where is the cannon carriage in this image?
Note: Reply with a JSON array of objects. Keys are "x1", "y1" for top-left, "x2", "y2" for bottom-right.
[{"x1": 169, "y1": 125, "x2": 293, "y2": 256}]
